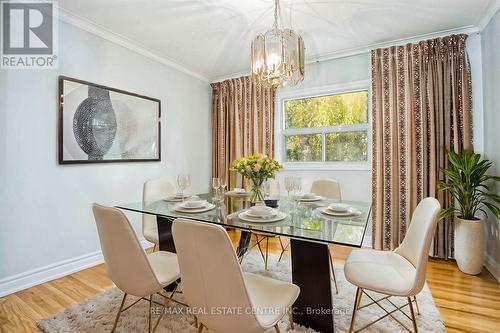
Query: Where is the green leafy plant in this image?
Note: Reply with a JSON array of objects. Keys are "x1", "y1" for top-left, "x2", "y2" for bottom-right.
[{"x1": 437, "y1": 150, "x2": 500, "y2": 220}]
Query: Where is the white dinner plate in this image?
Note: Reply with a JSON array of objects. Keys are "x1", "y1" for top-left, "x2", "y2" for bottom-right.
[
  {"x1": 225, "y1": 191, "x2": 251, "y2": 197},
  {"x1": 174, "y1": 203, "x2": 215, "y2": 213},
  {"x1": 178, "y1": 201, "x2": 209, "y2": 209},
  {"x1": 297, "y1": 195, "x2": 323, "y2": 202},
  {"x1": 238, "y1": 211, "x2": 287, "y2": 223},
  {"x1": 164, "y1": 195, "x2": 192, "y2": 202},
  {"x1": 317, "y1": 206, "x2": 362, "y2": 217}
]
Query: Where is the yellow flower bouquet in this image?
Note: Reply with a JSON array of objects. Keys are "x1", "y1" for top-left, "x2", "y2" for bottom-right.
[{"x1": 231, "y1": 154, "x2": 283, "y2": 203}]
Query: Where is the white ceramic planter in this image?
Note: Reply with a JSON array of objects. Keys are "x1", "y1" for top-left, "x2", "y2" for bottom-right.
[{"x1": 454, "y1": 217, "x2": 485, "y2": 275}]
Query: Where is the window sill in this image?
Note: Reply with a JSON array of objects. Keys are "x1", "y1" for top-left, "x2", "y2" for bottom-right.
[{"x1": 281, "y1": 162, "x2": 371, "y2": 172}]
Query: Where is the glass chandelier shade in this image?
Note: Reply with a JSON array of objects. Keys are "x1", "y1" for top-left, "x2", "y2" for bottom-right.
[{"x1": 251, "y1": 1, "x2": 305, "y2": 88}]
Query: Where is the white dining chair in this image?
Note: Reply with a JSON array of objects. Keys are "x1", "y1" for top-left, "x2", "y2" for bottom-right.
[
  {"x1": 143, "y1": 177, "x2": 176, "y2": 250},
  {"x1": 309, "y1": 178, "x2": 342, "y2": 293},
  {"x1": 344, "y1": 197, "x2": 441, "y2": 333},
  {"x1": 172, "y1": 218, "x2": 300, "y2": 333},
  {"x1": 92, "y1": 204, "x2": 181, "y2": 333},
  {"x1": 310, "y1": 178, "x2": 342, "y2": 199}
]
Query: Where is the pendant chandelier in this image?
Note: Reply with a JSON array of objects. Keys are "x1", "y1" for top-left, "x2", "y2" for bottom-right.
[{"x1": 251, "y1": 0, "x2": 305, "y2": 88}]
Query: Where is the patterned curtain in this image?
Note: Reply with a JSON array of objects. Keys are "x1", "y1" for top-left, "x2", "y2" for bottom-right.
[
  {"x1": 371, "y1": 34, "x2": 473, "y2": 258},
  {"x1": 211, "y1": 76, "x2": 276, "y2": 190}
]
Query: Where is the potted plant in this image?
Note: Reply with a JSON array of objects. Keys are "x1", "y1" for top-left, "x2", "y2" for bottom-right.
[
  {"x1": 231, "y1": 154, "x2": 283, "y2": 204},
  {"x1": 438, "y1": 150, "x2": 500, "y2": 275}
]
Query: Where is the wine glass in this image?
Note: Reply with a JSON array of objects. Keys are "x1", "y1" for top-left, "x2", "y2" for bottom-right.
[
  {"x1": 284, "y1": 176, "x2": 295, "y2": 197},
  {"x1": 177, "y1": 174, "x2": 191, "y2": 199},
  {"x1": 263, "y1": 179, "x2": 271, "y2": 199},
  {"x1": 212, "y1": 177, "x2": 221, "y2": 200},
  {"x1": 293, "y1": 177, "x2": 302, "y2": 195}
]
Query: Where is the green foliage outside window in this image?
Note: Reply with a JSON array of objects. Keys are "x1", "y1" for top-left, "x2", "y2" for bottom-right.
[
  {"x1": 284, "y1": 90, "x2": 369, "y2": 163},
  {"x1": 285, "y1": 91, "x2": 368, "y2": 129}
]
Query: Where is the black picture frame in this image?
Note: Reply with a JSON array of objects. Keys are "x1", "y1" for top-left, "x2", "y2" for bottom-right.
[{"x1": 58, "y1": 76, "x2": 161, "y2": 164}]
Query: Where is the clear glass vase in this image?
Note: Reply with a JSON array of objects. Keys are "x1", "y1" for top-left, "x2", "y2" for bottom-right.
[{"x1": 249, "y1": 179, "x2": 265, "y2": 204}]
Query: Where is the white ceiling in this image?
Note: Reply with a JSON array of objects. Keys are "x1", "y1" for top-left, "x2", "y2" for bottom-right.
[{"x1": 59, "y1": 0, "x2": 495, "y2": 82}]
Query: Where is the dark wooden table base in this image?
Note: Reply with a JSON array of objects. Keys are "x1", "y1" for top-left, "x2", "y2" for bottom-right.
[{"x1": 291, "y1": 239, "x2": 334, "y2": 333}]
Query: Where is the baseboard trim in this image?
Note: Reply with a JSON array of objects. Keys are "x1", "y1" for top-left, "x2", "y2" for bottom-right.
[
  {"x1": 484, "y1": 253, "x2": 500, "y2": 283},
  {"x1": 0, "y1": 238, "x2": 154, "y2": 298}
]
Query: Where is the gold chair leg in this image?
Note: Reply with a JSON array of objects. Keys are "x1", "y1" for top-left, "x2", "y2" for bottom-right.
[
  {"x1": 348, "y1": 287, "x2": 362, "y2": 333},
  {"x1": 193, "y1": 315, "x2": 198, "y2": 328},
  {"x1": 277, "y1": 237, "x2": 289, "y2": 262},
  {"x1": 255, "y1": 235, "x2": 266, "y2": 262},
  {"x1": 413, "y1": 296, "x2": 420, "y2": 315},
  {"x1": 408, "y1": 297, "x2": 418, "y2": 333},
  {"x1": 111, "y1": 293, "x2": 127, "y2": 333},
  {"x1": 274, "y1": 323, "x2": 281, "y2": 333},
  {"x1": 289, "y1": 310, "x2": 294, "y2": 330},
  {"x1": 329, "y1": 252, "x2": 339, "y2": 294},
  {"x1": 197, "y1": 323, "x2": 205, "y2": 333}
]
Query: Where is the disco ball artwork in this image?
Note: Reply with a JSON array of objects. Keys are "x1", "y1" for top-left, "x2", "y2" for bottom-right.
[{"x1": 58, "y1": 76, "x2": 161, "y2": 164}]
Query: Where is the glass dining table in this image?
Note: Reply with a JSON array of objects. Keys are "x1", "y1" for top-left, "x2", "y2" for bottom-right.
[{"x1": 117, "y1": 194, "x2": 371, "y2": 333}]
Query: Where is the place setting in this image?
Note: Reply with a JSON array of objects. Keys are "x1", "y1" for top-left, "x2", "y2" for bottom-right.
[
  {"x1": 164, "y1": 174, "x2": 194, "y2": 202},
  {"x1": 174, "y1": 196, "x2": 216, "y2": 213},
  {"x1": 225, "y1": 187, "x2": 251, "y2": 197},
  {"x1": 295, "y1": 192, "x2": 323, "y2": 202},
  {"x1": 238, "y1": 203, "x2": 287, "y2": 223},
  {"x1": 317, "y1": 202, "x2": 362, "y2": 218}
]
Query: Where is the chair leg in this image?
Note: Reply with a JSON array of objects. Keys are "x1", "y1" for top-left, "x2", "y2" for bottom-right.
[
  {"x1": 329, "y1": 252, "x2": 339, "y2": 294},
  {"x1": 111, "y1": 293, "x2": 127, "y2": 333},
  {"x1": 256, "y1": 235, "x2": 266, "y2": 263},
  {"x1": 152, "y1": 243, "x2": 158, "y2": 252},
  {"x1": 148, "y1": 295, "x2": 153, "y2": 333},
  {"x1": 277, "y1": 237, "x2": 289, "y2": 262},
  {"x1": 197, "y1": 323, "x2": 205, "y2": 333},
  {"x1": 274, "y1": 323, "x2": 281, "y2": 333},
  {"x1": 265, "y1": 236, "x2": 269, "y2": 270},
  {"x1": 413, "y1": 296, "x2": 420, "y2": 315},
  {"x1": 408, "y1": 297, "x2": 418, "y2": 333},
  {"x1": 348, "y1": 287, "x2": 362, "y2": 333},
  {"x1": 193, "y1": 315, "x2": 198, "y2": 328},
  {"x1": 288, "y1": 310, "x2": 294, "y2": 330}
]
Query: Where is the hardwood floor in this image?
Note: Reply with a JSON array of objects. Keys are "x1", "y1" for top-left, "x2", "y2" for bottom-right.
[{"x1": 1, "y1": 234, "x2": 498, "y2": 333}]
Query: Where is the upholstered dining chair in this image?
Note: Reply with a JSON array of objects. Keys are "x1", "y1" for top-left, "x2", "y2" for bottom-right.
[
  {"x1": 92, "y1": 204, "x2": 181, "y2": 333},
  {"x1": 309, "y1": 178, "x2": 342, "y2": 293},
  {"x1": 143, "y1": 177, "x2": 176, "y2": 250},
  {"x1": 344, "y1": 197, "x2": 441, "y2": 333},
  {"x1": 172, "y1": 218, "x2": 300, "y2": 333}
]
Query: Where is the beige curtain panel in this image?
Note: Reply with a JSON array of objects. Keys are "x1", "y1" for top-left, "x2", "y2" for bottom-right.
[
  {"x1": 371, "y1": 34, "x2": 473, "y2": 258},
  {"x1": 211, "y1": 76, "x2": 276, "y2": 190}
]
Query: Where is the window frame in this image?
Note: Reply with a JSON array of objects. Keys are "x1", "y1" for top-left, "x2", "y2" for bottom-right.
[{"x1": 275, "y1": 80, "x2": 372, "y2": 171}]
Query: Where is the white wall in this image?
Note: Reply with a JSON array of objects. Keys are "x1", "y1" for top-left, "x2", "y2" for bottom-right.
[
  {"x1": 0, "y1": 21, "x2": 211, "y2": 295},
  {"x1": 274, "y1": 53, "x2": 372, "y2": 202},
  {"x1": 481, "y1": 8, "x2": 500, "y2": 280}
]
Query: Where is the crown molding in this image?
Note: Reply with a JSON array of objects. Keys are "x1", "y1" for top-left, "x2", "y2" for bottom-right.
[
  {"x1": 58, "y1": 8, "x2": 211, "y2": 83},
  {"x1": 477, "y1": 0, "x2": 500, "y2": 31},
  {"x1": 211, "y1": 25, "x2": 479, "y2": 83}
]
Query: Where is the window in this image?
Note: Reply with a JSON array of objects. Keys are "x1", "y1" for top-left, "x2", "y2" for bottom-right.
[{"x1": 282, "y1": 90, "x2": 370, "y2": 166}]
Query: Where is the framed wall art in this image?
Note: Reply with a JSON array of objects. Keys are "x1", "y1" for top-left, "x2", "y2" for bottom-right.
[{"x1": 58, "y1": 76, "x2": 161, "y2": 164}]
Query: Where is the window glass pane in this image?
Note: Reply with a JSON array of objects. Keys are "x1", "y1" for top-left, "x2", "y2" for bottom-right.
[
  {"x1": 285, "y1": 134, "x2": 322, "y2": 162},
  {"x1": 326, "y1": 131, "x2": 368, "y2": 161},
  {"x1": 284, "y1": 91, "x2": 368, "y2": 129}
]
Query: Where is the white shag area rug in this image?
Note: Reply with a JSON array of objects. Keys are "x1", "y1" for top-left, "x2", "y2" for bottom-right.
[{"x1": 38, "y1": 251, "x2": 446, "y2": 332}]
